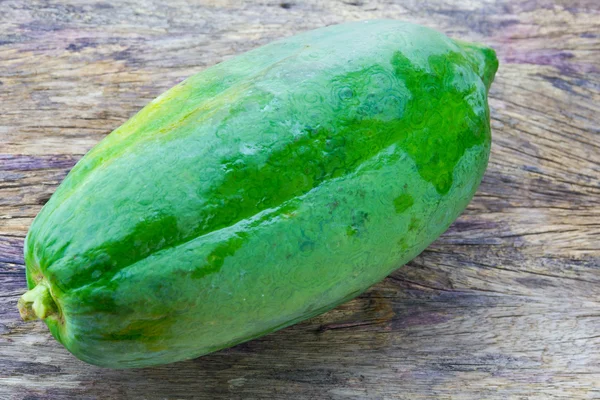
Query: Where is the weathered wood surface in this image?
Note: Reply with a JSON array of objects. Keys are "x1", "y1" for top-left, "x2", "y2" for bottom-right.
[{"x1": 1, "y1": 0, "x2": 599, "y2": 398}]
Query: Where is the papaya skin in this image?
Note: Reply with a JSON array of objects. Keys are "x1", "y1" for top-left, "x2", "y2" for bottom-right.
[{"x1": 20, "y1": 20, "x2": 498, "y2": 368}]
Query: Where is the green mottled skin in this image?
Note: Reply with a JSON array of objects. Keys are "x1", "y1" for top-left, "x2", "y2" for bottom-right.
[{"x1": 21, "y1": 20, "x2": 498, "y2": 368}]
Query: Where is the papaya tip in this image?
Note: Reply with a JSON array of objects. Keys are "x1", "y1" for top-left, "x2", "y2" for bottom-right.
[{"x1": 454, "y1": 39, "x2": 499, "y2": 92}]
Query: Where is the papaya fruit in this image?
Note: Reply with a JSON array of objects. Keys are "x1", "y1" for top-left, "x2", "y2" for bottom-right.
[{"x1": 18, "y1": 20, "x2": 498, "y2": 368}]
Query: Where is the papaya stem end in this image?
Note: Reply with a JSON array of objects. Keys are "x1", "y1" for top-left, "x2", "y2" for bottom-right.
[{"x1": 18, "y1": 283, "x2": 58, "y2": 321}]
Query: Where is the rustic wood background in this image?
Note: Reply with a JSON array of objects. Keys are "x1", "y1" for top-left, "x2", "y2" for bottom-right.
[{"x1": 1, "y1": 0, "x2": 599, "y2": 398}]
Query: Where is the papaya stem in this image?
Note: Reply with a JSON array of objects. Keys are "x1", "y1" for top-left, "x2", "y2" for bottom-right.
[{"x1": 18, "y1": 283, "x2": 58, "y2": 321}]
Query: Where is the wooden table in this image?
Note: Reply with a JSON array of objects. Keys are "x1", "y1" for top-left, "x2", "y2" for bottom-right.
[{"x1": 1, "y1": 1, "x2": 599, "y2": 398}]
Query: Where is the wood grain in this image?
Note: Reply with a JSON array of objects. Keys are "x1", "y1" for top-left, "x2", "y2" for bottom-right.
[{"x1": 1, "y1": 0, "x2": 599, "y2": 398}]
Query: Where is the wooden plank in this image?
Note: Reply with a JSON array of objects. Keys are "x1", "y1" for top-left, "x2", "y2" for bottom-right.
[{"x1": 1, "y1": 0, "x2": 599, "y2": 398}]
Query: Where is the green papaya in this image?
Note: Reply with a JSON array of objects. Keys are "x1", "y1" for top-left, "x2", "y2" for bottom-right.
[{"x1": 18, "y1": 20, "x2": 497, "y2": 368}]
